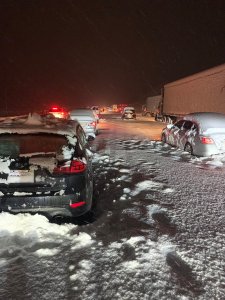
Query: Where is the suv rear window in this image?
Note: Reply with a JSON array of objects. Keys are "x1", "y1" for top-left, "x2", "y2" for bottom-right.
[{"x1": 0, "y1": 134, "x2": 68, "y2": 157}]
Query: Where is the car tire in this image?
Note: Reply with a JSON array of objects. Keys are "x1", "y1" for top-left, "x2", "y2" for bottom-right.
[
  {"x1": 184, "y1": 143, "x2": 193, "y2": 155},
  {"x1": 161, "y1": 133, "x2": 166, "y2": 143}
]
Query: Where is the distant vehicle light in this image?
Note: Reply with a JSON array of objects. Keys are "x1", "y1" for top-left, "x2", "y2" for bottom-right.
[
  {"x1": 89, "y1": 121, "x2": 96, "y2": 127},
  {"x1": 48, "y1": 106, "x2": 68, "y2": 119},
  {"x1": 51, "y1": 106, "x2": 60, "y2": 111}
]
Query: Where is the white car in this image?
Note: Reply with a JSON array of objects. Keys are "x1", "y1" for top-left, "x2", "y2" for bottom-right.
[
  {"x1": 121, "y1": 107, "x2": 136, "y2": 120},
  {"x1": 69, "y1": 108, "x2": 98, "y2": 139},
  {"x1": 161, "y1": 112, "x2": 225, "y2": 156}
]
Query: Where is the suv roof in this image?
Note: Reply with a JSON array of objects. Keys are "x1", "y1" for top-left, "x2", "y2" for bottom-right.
[{"x1": 0, "y1": 113, "x2": 79, "y2": 138}]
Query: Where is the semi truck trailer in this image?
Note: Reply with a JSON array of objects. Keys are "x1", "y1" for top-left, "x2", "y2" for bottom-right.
[
  {"x1": 157, "y1": 63, "x2": 225, "y2": 123},
  {"x1": 142, "y1": 95, "x2": 161, "y2": 117}
]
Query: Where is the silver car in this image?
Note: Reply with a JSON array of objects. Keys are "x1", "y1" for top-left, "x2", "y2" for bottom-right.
[
  {"x1": 161, "y1": 112, "x2": 225, "y2": 156},
  {"x1": 69, "y1": 108, "x2": 98, "y2": 139}
]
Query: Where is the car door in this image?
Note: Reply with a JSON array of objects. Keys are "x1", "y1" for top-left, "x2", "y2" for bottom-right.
[
  {"x1": 175, "y1": 120, "x2": 197, "y2": 149},
  {"x1": 183, "y1": 121, "x2": 198, "y2": 148},
  {"x1": 76, "y1": 126, "x2": 93, "y2": 199},
  {"x1": 167, "y1": 120, "x2": 185, "y2": 146}
]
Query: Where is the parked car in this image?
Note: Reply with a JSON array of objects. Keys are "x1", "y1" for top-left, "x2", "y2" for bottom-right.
[
  {"x1": 69, "y1": 108, "x2": 98, "y2": 139},
  {"x1": 91, "y1": 106, "x2": 100, "y2": 117},
  {"x1": 48, "y1": 105, "x2": 69, "y2": 119},
  {"x1": 161, "y1": 112, "x2": 225, "y2": 156},
  {"x1": 91, "y1": 109, "x2": 100, "y2": 123},
  {"x1": 0, "y1": 113, "x2": 93, "y2": 221},
  {"x1": 121, "y1": 107, "x2": 136, "y2": 120}
]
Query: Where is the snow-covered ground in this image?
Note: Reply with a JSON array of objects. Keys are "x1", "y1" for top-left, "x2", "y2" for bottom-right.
[{"x1": 1, "y1": 119, "x2": 225, "y2": 299}]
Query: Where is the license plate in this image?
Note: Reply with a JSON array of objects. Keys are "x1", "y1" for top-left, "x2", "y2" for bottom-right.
[{"x1": 8, "y1": 170, "x2": 34, "y2": 184}]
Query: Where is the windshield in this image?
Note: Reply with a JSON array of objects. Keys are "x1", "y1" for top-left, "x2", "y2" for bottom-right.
[
  {"x1": 0, "y1": 133, "x2": 69, "y2": 158},
  {"x1": 124, "y1": 109, "x2": 135, "y2": 113}
]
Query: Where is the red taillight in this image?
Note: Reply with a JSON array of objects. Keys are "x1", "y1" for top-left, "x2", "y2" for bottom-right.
[
  {"x1": 89, "y1": 121, "x2": 96, "y2": 127},
  {"x1": 51, "y1": 106, "x2": 59, "y2": 111},
  {"x1": 70, "y1": 201, "x2": 86, "y2": 208},
  {"x1": 200, "y1": 137, "x2": 214, "y2": 144},
  {"x1": 54, "y1": 159, "x2": 86, "y2": 174},
  {"x1": 48, "y1": 106, "x2": 68, "y2": 118},
  {"x1": 70, "y1": 160, "x2": 86, "y2": 172}
]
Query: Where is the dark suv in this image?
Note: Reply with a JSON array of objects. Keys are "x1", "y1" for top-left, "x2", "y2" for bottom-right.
[{"x1": 0, "y1": 113, "x2": 93, "y2": 220}]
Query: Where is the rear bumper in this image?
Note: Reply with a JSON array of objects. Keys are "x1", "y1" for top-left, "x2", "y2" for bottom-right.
[
  {"x1": 192, "y1": 141, "x2": 225, "y2": 156},
  {"x1": 122, "y1": 116, "x2": 136, "y2": 119},
  {"x1": 84, "y1": 127, "x2": 95, "y2": 133},
  {"x1": 0, "y1": 194, "x2": 92, "y2": 218}
]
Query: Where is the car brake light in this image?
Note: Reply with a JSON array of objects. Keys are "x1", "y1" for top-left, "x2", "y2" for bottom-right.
[
  {"x1": 53, "y1": 159, "x2": 86, "y2": 174},
  {"x1": 70, "y1": 201, "x2": 86, "y2": 208},
  {"x1": 48, "y1": 106, "x2": 68, "y2": 118},
  {"x1": 51, "y1": 106, "x2": 59, "y2": 111},
  {"x1": 200, "y1": 137, "x2": 214, "y2": 144}
]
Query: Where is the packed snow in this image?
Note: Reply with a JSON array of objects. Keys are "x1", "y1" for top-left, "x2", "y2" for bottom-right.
[{"x1": 1, "y1": 132, "x2": 225, "y2": 299}]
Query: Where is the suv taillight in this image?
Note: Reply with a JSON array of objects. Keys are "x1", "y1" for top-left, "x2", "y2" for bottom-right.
[
  {"x1": 200, "y1": 137, "x2": 214, "y2": 144},
  {"x1": 54, "y1": 159, "x2": 86, "y2": 174}
]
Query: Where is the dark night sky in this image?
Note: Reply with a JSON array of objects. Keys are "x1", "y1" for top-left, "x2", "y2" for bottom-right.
[{"x1": 0, "y1": 0, "x2": 225, "y2": 114}]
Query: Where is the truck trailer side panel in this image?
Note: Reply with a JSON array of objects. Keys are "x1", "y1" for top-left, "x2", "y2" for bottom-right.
[{"x1": 163, "y1": 64, "x2": 225, "y2": 116}]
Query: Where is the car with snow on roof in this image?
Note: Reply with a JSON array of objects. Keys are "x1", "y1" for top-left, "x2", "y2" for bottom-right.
[
  {"x1": 161, "y1": 112, "x2": 225, "y2": 156},
  {"x1": 69, "y1": 108, "x2": 99, "y2": 140},
  {"x1": 0, "y1": 113, "x2": 93, "y2": 221},
  {"x1": 121, "y1": 107, "x2": 136, "y2": 120},
  {"x1": 48, "y1": 105, "x2": 69, "y2": 119}
]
